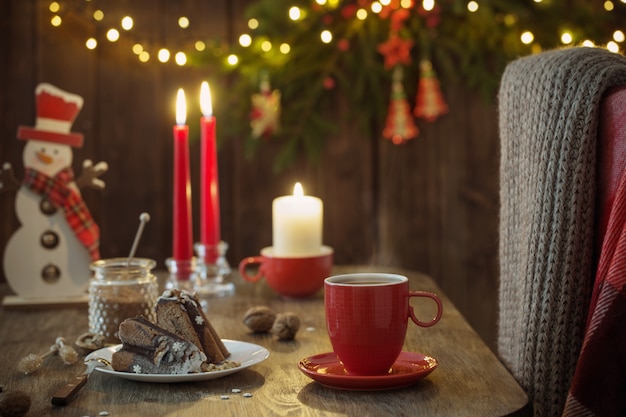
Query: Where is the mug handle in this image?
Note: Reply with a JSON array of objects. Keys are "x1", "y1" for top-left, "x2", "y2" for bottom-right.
[
  {"x1": 407, "y1": 291, "x2": 443, "y2": 327},
  {"x1": 238, "y1": 256, "x2": 265, "y2": 283}
]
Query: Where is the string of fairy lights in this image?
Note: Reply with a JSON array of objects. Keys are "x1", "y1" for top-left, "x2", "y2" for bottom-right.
[{"x1": 47, "y1": 0, "x2": 626, "y2": 68}]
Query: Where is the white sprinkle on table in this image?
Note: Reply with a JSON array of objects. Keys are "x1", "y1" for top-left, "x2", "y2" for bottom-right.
[
  {"x1": 220, "y1": 395, "x2": 230, "y2": 400},
  {"x1": 231, "y1": 388, "x2": 242, "y2": 393},
  {"x1": 243, "y1": 393, "x2": 253, "y2": 398}
]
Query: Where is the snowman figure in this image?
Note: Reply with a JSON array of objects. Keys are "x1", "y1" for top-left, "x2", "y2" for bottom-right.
[{"x1": 0, "y1": 83, "x2": 107, "y2": 299}]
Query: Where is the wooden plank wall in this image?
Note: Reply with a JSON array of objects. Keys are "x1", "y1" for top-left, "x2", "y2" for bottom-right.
[{"x1": 0, "y1": 0, "x2": 500, "y2": 349}]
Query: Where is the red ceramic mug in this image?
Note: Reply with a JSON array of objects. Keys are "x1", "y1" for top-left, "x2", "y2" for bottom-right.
[
  {"x1": 238, "y1": 246, "x2": 333, "y2": 297},
  {"x1": 324, "y1": 273, "x2": 443, "y2": 375}
]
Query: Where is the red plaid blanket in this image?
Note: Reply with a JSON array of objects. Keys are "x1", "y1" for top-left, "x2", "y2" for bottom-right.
[
  {"x1": 563, "y1": 171, "x2": 626, "y2": 416},
  {"x1": 22, "y1": 167, "x2": 100, "y2": 260}
]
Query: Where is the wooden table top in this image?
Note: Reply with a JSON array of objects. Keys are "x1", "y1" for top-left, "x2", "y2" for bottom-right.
[{"x1": 0, "y1": 265, "x2": 528, "y2": 417}]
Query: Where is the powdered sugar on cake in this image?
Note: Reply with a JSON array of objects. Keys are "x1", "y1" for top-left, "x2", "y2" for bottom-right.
[
  {"x1": 111, "y1": 316, "x2": 207, "y2": 374},
  {"x1": 110, "y1": 290, "x2": 238, "y2": 375}
]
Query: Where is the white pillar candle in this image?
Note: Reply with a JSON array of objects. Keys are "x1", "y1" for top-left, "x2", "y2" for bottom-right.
[{"x1": 272, "y1": 182, "x2": 323, "y2": 257}]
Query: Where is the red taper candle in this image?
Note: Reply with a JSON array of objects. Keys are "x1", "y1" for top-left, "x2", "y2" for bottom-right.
[
  {"x1": 200, "y1": 81, "x2": 221, "y2": 262},
  {"x1": 172, "y1": 88, "x2": 193, "y2": 264}
]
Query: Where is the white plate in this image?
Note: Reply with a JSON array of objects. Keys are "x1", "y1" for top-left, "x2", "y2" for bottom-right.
[{"x1": 85, "y1": 339, "x2": 269, "y2": 383}]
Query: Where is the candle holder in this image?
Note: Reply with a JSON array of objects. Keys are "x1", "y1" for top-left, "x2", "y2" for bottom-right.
[
  {"x1": 164, "y1": 257, "x2": 198, "y2": 293},
  {"x1": 193, "y1": 241, "x2": 235, "y2": 298}
]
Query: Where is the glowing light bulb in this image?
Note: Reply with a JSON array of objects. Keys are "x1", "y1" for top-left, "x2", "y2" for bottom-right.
[
  {"x1": 467, "y1": 1, "x2": 479, "y2": 12},
  {"x1": 380, "y1": 0, "x2": 391, "y2": 5},
  {"x1": 227, "y1": 54, "x2": 239, "y2": 66},
  {"x1": 49, "y1": 2, "x2": 60, "y2": 12},
  {"x1": 248, "y1": 18, "x2": 259, "y2": 29},
  {"x1": 121, "y1": 16, "x2": 133, "y2": 30},
  {"x1": 179, "y1": 17, "x2": 190, "y2": 29},
  {"x1": 51, "y1": 15, "x2": 62, "y2": 26},
  {"x1": 158, "y1": 48, "x2": 171, "y2": 63},
  {"x1": 613, "y1": 30, "x2": 625, "y2": 42},
  {"x1": 132, "y1": 44, "x2": 143, "y2": 54},
  {"x1": 279, "y1": 43, "x2": 291, "y2": 54},
  {"x1": 521, "y1": 31, "x2": 534, "y2": 44},
  {"x1": 321, "y1": 30, "x2": 333, "y2": 43},
  {"x1": 93, "y1": 10, "x2": 104, "y2": 21},
  {"x1": 195, "y1": 41, "x2": 206, "y2": 51},
  {"x1": 106, "y1": 28, "x2": 120, "y2": 42},
  {"x1": 582, "y1": 40, "x2": 595, "y2": 47},
  {"x1": 289, "y1": 6, "x2": 301, "y2": 21},
  {"x1": 607, "y1": 41, "x2": 620, "y2": 53},
  {"x1": 239, "y1": 34, "x2": 252, "y2": 47},
  {"x1": 604, "y1": 1, "x2": 614, "y2": 11},
  {"x1": 422, "y1": 0, "x2": 434, "y2": 11},
  {"x1": 261, "y1": 41, "x2": 272, "y2": 51},
  {"x1": 356, "y1": 9, "x2": 368, "y2": 20},
  {"x1": 85, "y1": 38, "x2": 97, "y2": 49},
  {"x1": 175, "y1": 52, "x2": 187, "y2": 66},
  {"x1": 315, "y1": 0, "x2": 327, "y2": 4},
  {"x1": 504, "y1": 14, "x2": 517, "y2": 26},
  {"x1": 371, "y1": 2, "x2": 382, "y2": 13},
  {"x1": 560, "y1": 32, "x2": 573, "y2": 45},
  {"x1": 139, "y1": 51, "x2": 150, "y2": 62}
]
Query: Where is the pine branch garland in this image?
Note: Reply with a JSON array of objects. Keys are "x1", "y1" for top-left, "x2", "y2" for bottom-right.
[{"x1": 196, "y1": 0, "x2": 626, "y2": 168}]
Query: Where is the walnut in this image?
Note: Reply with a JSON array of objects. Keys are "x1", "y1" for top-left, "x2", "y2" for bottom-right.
[
  {"x1": 271, "y1": 312, "x2": 301, "y2": 340},
  {"x1": 243, "y1": 306, "x2": 277, "y2": 332},
  {"x1": 0, "y1": 389, "x2": 31, "y2": 417}
]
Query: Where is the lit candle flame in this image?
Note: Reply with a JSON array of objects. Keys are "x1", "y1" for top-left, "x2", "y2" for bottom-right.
[
  {"x1": 293, "y1": 182, "x2": 304, "y2": 197},
  {"x1": 200, "y1": 81, "x2": 213, "y2": 117},
  {"x1": 176, "y1": 88, "x2": 186, "y2": 125}
]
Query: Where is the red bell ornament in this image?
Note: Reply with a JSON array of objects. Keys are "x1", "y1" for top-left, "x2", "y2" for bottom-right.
[
  {"x1": 383, "y1": 67, "x2": 419, "y2": 145},
  {"x1": 413, "y1": 59, "x2": 448, "y2": 122}
]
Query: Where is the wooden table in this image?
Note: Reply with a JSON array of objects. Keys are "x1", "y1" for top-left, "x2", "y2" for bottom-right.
[{"x1": 0, "y1": 266, "x2": 528, "y2": 416}]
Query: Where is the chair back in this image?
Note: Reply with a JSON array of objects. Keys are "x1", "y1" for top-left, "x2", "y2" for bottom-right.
[{"x1": 498, "y1": 47, "x2": 626, "y2": 417}]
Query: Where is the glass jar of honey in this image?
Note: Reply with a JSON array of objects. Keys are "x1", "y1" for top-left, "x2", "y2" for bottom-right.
[{"x1": 88, "y1": 258, "x2": 158, "y2": 344}]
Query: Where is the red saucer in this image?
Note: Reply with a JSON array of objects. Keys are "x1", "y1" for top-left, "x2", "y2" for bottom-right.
[{"x1": 298, "y1": 351, "x2": 438, "y2": 391}]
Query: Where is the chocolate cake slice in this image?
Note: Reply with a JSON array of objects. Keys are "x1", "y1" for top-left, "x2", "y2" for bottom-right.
[
  {"x1": 156, "y1": 290, "x2": 230, "y2": 363},
  {"x1": 112, "y1": 316, "x2": 206, "y2": 374}
]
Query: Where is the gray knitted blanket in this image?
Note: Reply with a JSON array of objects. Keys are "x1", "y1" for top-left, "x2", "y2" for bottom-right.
[{"x1": 498, "y1": 47, "x2": 626, "y2": 417}]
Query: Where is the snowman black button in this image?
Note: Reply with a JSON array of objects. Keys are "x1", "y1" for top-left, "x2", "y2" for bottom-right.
[
  {"x1": 40, "y1": 199, "x2": 58, "y2": 215},
  {"x1": 40, "y1": 230, "x2": 59, "y2": 249},
  {"x1": 41, "y1": 263, "x2": 61, "y2": 283}
]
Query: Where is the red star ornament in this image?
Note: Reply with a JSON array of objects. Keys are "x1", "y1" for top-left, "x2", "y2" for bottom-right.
[{"x1": 377, "y1": 35, "x2": 414, "y2": 70}]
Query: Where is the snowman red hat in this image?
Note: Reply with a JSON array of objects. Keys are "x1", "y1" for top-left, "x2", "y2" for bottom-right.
[{"x1": 17, "y1": 83, "x2": 84, "y2": 148}]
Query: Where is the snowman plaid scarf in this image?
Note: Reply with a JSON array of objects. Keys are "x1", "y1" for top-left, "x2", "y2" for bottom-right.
[{"x1": 22, "y1": 167, "x2": 100, "y2": 260}]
